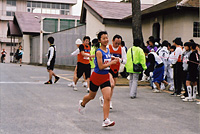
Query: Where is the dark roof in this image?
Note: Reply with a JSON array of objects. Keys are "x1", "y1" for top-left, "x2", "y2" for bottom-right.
[
  {"x1": 80, "y1": 0, "x2": 152, "y2": 24},
  {"x1": 124, "y1": 0, "x2": 199, "y2": 19},
  {"x1": 13, "y1": 12, "x2": 80, "y2": 35},
  {"x1": 7, "y1": 20, "x2": 23, "y2": 37}
]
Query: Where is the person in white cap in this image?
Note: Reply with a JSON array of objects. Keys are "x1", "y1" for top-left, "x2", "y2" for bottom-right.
[{"x1": 68, "y1": 39, "x2": 88, "y2": 89}]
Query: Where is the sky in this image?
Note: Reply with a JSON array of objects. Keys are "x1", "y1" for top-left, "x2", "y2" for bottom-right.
[{"x1": 71, "y1": 0, "x2": 121, "y2": 16}]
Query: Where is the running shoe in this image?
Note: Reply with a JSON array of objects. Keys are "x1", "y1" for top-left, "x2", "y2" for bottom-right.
[
  {"x1": 182, "y1": 97, "x2": 194, "y2": 102},
  {"x1": 196, "y1": 102, "x2": 200, "y2": 105},
  {"x1": 54, "y1": 76, "x2": 60, "y2": 83},
  {"x1": 44, "y1": 80, "x2": 52, "y2": 84},
  {"x1": 99, "y1": 96, "x2": 104, "y2": 107},
  {"x1": 165, "y1": 83, "x2": 171, "y2": 90},
  {"x1": 86, "y1": 88, "x2": 90, "y2": 93},
  {"x1": 102, "y1": 118, "x2": 115, "y2": 127},
  {"x1": 152, "y1": 89, "x2": 160, "y2": 93},
  {"x1": 68, "y1": 82, "x2": 73, "y2": 87},
  {"x1": 180, "y1": 95, "x2": 186, "y2": 99},
  {"x1": 82, "y1": 82, "x2": 87, "y2": 88},
  {"x1": 78, "y1": 100, "x2": 85, "y2": 115},
  {"x1": 73, "y1": 85, "x2": 77, "y2": 91},
  {"x1": 110, "y1": 101, "x2": 113, "y2": 109}
]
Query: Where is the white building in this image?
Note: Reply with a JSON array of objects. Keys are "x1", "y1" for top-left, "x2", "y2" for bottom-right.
[{"x1": 0, "y1": 0, "x2": 77, "y2": 63}]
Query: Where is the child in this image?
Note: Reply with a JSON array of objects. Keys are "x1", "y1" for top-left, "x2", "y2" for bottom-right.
[
  {"x1": 44, "y1": 37, "x2": 60, "y2": 84},
  {"x1": 78, "y1": 31, "x2": 118, "y2": 127},
  {"x1": 144, "y1": 48, "x2": 170, "y2": 93}
]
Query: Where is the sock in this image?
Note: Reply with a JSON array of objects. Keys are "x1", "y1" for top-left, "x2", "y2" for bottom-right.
[
  {"x1": 72, "y1": 82, "x2": 75, "y2": 87},
  {"x1": 187, "y1": 86, "x2": 192, "y2": 99},
  {"x1": 193, "y1": 85, "x2": 197, "y2": 99}
]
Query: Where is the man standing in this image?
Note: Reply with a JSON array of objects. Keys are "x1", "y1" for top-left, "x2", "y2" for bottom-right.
[
  {"x1": 171, "y1": 37, "x2": 183, "y2": 96},
  {"x1": 44, "y1": 37, "x2": 60, "y2": 84},
  {"x1": 126, "y1": 39, "x2": 147, "y2": 98}
]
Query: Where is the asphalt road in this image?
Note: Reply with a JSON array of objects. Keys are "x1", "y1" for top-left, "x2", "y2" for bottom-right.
[{"x1": 0, "y1": 63, "x2": 199, "y2": 134}]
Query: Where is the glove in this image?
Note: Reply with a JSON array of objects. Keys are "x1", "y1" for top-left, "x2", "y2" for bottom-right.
[
  {"x1": 47, "y1": 61, "x2": 50, "y2": 66},
  {"x1": 150, "y1": 72, "x2": 153, "y2": 77}
]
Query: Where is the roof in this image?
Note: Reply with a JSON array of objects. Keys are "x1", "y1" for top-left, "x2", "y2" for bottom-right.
[
  {"x1": 140, "y1": 0, "x2": 199, "y2": 17},
  {"x1": 80, "y1": 0, "x2": 152, "y2": 24},
  {"x1": 7, "y1": 21, "x2": 22, "y2": 37},
  {"x1": 11, "y1": 12, "x2": 80, "y2": 35}
]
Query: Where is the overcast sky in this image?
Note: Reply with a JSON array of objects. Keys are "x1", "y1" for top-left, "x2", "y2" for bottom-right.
[{"x1": 71, "y1": 0, "x2": 121, "y2": 16}]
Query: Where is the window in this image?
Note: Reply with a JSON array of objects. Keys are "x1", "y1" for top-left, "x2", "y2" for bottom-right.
[
  {"x1": 193, "y1": 22, "x2": 200, "y2": 37},
  {"x1": 6, "y1": 43, "x2": 16, "y2": 46},
  {"x1": 7, "y1": 0, "x2": 16, "y2": 6},
  {"x1": 26, "y1": 2, "x2": 70, "y2": 15},
  {"x1": 6, "y1": 11, "x2": 15, "y2": 16}
]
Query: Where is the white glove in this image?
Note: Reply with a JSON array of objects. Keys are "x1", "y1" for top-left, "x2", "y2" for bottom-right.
[
  {"x1": 47, "y1": 61, "x2": 50, "y2": 66},
  {"x1": 150, "y1": 72, "x2": 153, "y2": 77},
  {"x1": 45, "y1": 53, "x2": 48, "y2": 57}
]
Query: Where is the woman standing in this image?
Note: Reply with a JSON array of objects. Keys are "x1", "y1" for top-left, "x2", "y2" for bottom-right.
[{"x1": 78, "y1": 31, "x2": 118, "y2": 127}]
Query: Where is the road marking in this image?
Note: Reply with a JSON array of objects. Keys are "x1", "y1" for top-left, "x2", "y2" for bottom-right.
[
  {"x1": 0, "y1": 82, "x2": 44, "y2": 84},
  {"x1": 57, "y1": 75, "x2": 73, "y2": 82},
  {"x1": 57, "y1": 74, "x2": 72, "y2": 76},
  {"x1": 30, "y1": 76, "x2": 47, "y2": 79}
]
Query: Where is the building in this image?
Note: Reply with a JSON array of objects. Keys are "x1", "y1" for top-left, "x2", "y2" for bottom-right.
[
  {"x1": 80, "y1": 0, "x2": 200, "y2": 48},
  {"x1": 0, "y1": 0, "x2": 77, "y2": 63}
]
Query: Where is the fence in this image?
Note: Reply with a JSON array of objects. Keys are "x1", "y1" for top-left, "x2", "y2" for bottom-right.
[{"x1": 30, "y1": 25, "x2": 86, "y2": 66}]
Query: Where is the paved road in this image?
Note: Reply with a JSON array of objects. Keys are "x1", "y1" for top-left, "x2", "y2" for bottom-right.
[{"x1": 0, "y1": 63, "x2": 199, "y2": 134}]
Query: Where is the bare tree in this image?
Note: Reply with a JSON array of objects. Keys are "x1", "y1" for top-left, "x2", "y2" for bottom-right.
[{"x1": 132, "y1": 0, "x2": 144, "y2": 47}]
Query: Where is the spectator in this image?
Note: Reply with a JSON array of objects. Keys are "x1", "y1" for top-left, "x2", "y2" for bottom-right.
[
  {"x1": 125, "y1": 39, "x2": 147, "y2": 98},
  {"x1": 171, "y1": 37, "x2": 183, "y2": 96}
]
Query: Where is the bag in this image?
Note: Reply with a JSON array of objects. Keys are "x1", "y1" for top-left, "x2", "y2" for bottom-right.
[
  {"x1": 131, "y1": 48, "x2": 143, "y2": 72},
  {"x1": 133, "y1": 63, "x2": 143, "y2": 72}
]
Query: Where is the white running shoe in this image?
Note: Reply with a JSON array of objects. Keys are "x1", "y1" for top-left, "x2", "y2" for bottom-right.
[
  {"x1": 86, "y1": 88, "x2": 90, "y2": 93},
  {"x1": 152, "y1": 89, "x2": 160, "y2": 93},
  {"x1": 78, "y1": 100, "x2": 85, "y2": 115},
  {"x1": 110, "y1": 101, "x2": 113, "y2": 109},
  {"x1": 102, "y1": 118, "x2": 115, "y2": 127},
  {"x1": 68, "y1": 82, "x2": 73, "y2": 87},
  {"x1": 182, "y1": 97, "x2": 194, "y2": 102},
  {"x1": 196, "y1": 102, "x2": 200, "y2": 105},
  {"x1": 99, "y1": 96, "x2": 104, "y2": 107},
  {"x1": 73, "y1": 85, "x2": 77, "y2": 91},
  {"x1": 82, "y1": 81, "x2": 87, "y2": 88},
  {"x1": 180, "y1": 95, "x2": 186, "y2": 99}
]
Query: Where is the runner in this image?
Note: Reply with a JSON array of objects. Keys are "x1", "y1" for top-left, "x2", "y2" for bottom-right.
[
  {"x1": 78, "y1": 31, "x2": 118, "y2": 127},
  {"x1": 1, "y1": 48, "x2": 7, "y2": 63},
  {"x1": 44, "y1": 37, "x2": 60, "y2": 84},
  {"x1": 72, "y1": 36, "x2": 93, "y2": 92},
  {"x1": 68, "y1": 39, "x2": 88, "y2": 88},
  {"x1": 15, "y1": 46, "x2": 23, "y2": 66},
  {"x1": 99, "y1": 35, "x2": 127, "y2": 109}
]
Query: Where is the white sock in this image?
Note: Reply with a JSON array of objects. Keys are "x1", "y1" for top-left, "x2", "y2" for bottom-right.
[
  {"x1": 72, "y1": 82, "x2": 75, "y2": 87},
  {"x1": 187, "y1": 86, "x2": 192, "y2": 99},
  {"x1": 193, "y1": 85, "x2": 197, "y2": 99}
]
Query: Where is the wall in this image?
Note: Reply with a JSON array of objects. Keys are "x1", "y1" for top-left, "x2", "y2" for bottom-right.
[
  {"x1": 86, "y1": 11, "x2": 105, "y2": 40},
  {"x1": 22, "y1": 35, "x2": 30, "y2": 63},
  {"x1": 30, "y1": 25, "x2": 86, "y2": 66},
  {"x1": 105, "y1": 24, "x2": 133, "y2": 48}
]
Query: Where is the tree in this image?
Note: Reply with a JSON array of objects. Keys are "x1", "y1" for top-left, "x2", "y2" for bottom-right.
[{"x1": 132, "y1": 0, "x2": 144, "y2": 47}]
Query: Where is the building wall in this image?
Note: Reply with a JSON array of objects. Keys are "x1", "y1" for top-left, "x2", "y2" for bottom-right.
[
  {"x1": 105, "y1": 24, "x2": 133, "y2": 48},
  {"x1": 22, "y1": 35, "x2": 30, "y2": 63},
  {"x1": 86, "y1": 11, "x2": 105, "y2": 40},
  {"x1": 142, "y1": 9, "x2": 200, "y2": 45}
]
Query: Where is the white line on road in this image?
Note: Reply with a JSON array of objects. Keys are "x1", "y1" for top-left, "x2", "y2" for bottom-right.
[{"x1": 0, "y1": 82, "x2": 44, "y2": 84}]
